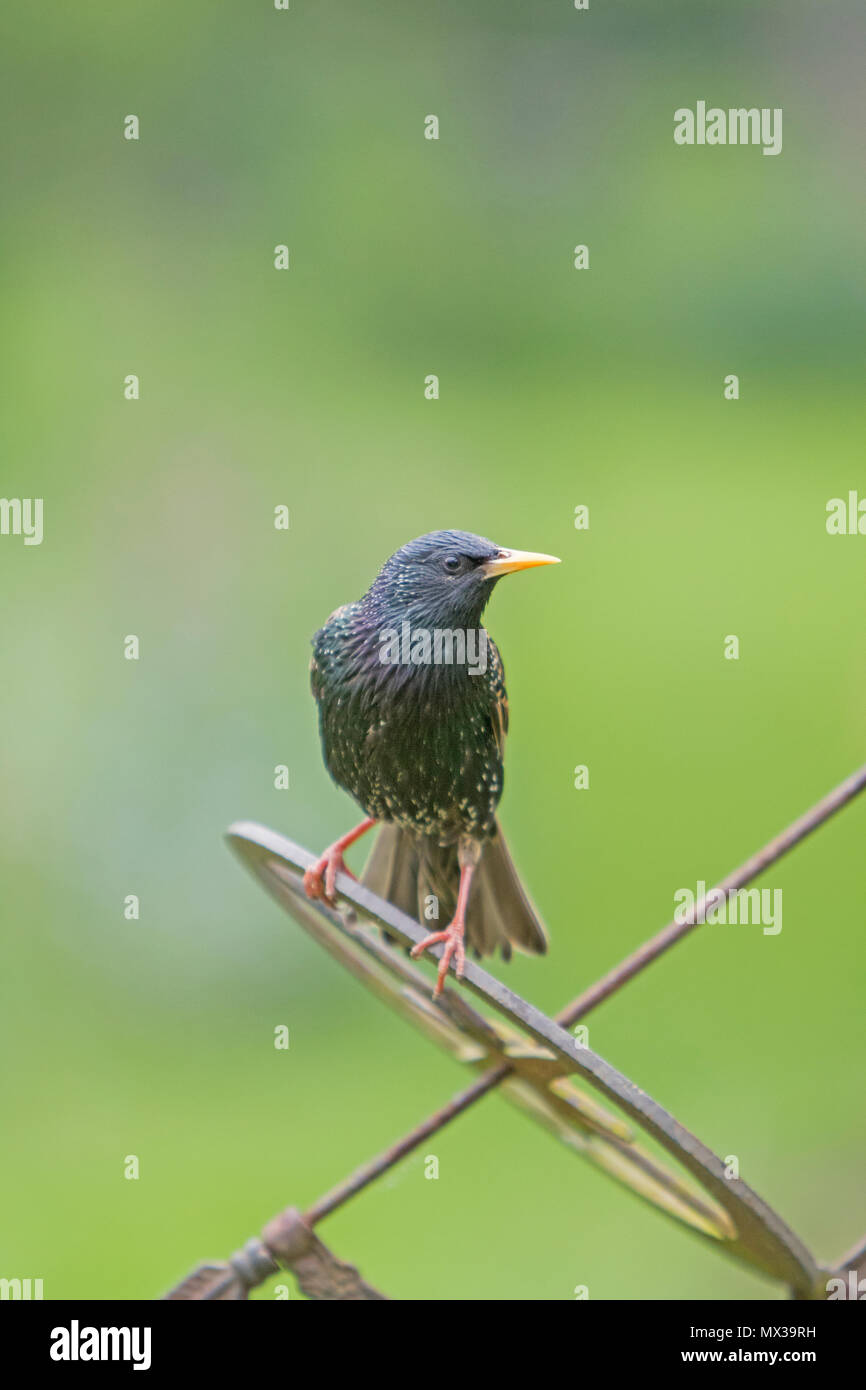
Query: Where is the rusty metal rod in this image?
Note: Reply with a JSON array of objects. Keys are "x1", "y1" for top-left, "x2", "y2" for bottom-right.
[
  {"x1": 304, "y1": 1065, "x2": 509, "y2": 1226},
  {"x1": 558, "y1": 759, "x2": 866, "y2": 1028}
]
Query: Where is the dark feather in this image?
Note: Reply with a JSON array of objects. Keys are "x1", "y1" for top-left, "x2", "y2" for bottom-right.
[{"x1": 361, "y1": 820, "x2": 548, "y2": 960}]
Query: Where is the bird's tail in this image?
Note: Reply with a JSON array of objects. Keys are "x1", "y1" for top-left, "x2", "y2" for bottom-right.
[{"x1": 360, "y1": 821, "x2": 548, "y2": 961}]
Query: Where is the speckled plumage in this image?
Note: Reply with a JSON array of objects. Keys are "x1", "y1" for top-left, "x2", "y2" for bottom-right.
[
  {"x1": 309, "y1": 530, "x2": 549, "y2": 963},
  {"x1": 312, "y1": 615, "x2": 505, "y2": 844}
]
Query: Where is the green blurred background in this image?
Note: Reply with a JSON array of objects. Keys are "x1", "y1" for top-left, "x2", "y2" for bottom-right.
[{"x1": 1, "y1": 0, "x2": 864, "y2": 1301}]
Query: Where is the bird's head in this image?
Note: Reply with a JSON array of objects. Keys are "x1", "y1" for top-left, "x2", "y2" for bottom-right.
[{"x1": 367, "y1": 530, "x2": 560, "y2": 629}]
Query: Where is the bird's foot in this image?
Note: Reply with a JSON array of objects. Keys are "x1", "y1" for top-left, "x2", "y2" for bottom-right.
[
  {"x1": 302, "y1": 818, "x2": 376, "y2": 905},
  {"x1": 410, "y1": 920, "x2": 466, "y2": 999},
  {"x1": 303, "y1": 844, "x2": 358, "y2": 905}
]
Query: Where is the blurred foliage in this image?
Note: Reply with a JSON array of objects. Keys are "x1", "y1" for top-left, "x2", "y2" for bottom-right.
[{"x1": 0, "y1": 0, "x2": 863, "y2": 1300}]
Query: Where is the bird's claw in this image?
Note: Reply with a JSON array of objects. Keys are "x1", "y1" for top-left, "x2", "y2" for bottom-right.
[
  {"x1": 303, "y1": 847, "x2": 357, "y2": 905},
  {"x1": 410, "y1": 923, "x2": 466, "y2": 998}
]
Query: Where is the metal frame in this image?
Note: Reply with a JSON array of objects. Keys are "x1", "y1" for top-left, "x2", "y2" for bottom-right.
[{"x1": 164, "y1": 763, "x2": 866, "y2": 1300}]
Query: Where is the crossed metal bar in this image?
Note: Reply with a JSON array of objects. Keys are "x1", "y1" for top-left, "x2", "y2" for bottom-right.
[{"x1": 165, "y1": 762, "x2": 866, "y2": 1301}]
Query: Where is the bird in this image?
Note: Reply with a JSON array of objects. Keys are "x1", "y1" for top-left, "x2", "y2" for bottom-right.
[{"x1": 303, "y1": 529, "x2": 560, "y2": 997}]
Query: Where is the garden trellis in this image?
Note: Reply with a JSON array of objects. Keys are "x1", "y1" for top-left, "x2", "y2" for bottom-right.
[{"x1": 164, "y1": 763, "x2": 866, "y2": 1301}]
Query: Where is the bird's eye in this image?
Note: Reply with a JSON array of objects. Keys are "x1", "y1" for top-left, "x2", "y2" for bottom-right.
[{"x1": 442, "y1": 555, "x2": 462, "y2": 574}]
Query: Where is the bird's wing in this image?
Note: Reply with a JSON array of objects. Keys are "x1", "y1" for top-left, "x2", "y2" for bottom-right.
[
  {"x1": 325, "y1": 603, "x2": 351, "y2": 625},
  {"x1": 488, "y1": 636, "x2": 508, "y2": 758},
  {"x1": 310, "y1": 604, "x2": 352, "y2": 700}
]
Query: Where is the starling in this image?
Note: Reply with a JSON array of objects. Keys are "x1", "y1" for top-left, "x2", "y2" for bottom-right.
[{"x1": 304, "y1": 530, "x2": 560, "y2": 996}]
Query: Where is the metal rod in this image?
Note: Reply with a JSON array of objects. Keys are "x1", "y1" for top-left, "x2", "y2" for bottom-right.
[
  {"x1": 304, "y1": 1064, "x2": 509, "y2": 1226},
  {"x1": 557, "y1": 760, "x2": 866, "y2": 1027}
]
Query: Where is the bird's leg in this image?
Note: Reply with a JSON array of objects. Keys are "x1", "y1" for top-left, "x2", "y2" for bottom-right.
[
  {"x1": 410, "y1": 839, "x2": 480, "y2": 998},
  {"x1": 303, "y1": 817, "x2": 377, "y2": 904}
]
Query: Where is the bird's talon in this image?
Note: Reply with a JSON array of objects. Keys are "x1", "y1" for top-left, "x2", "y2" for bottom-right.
[
  {"x1": 409, "y1": 931, "x2": 445, "y2": 959},
  {"x1": 304, "y1": 848, "x2": 357, "y2": 905},
  {"x1": 302, "y1": 863, "x2": 325, "y2": 900},
  {"x1": 411, "y1": 923, "x2": 466, "y2": 998}
]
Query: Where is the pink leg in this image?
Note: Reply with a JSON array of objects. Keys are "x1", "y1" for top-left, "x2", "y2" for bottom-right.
[
  {"x1": 410, "y1": 861, "x2": 475, "y2": 999},
  {"x1": 303, "y1": 818, "x2": 377, "y2": 904}
]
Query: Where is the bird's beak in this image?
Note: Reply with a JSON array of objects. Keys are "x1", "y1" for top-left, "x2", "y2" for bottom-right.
[{"x1": 481, "y1": 547, "x2": 561, "y2": 579}]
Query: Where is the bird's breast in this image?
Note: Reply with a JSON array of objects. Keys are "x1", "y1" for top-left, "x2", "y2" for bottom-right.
[{"x1": 316, "y1": 649, "x2": 504, "y2": 842}]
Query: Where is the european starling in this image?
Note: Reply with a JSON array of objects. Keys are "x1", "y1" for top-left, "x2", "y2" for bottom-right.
[{"x1": 304, "y1": 530, "x2": 560, "y2": 996}]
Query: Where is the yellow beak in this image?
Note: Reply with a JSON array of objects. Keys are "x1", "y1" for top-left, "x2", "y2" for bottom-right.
[{"x1": 481, "y1": 547, "x2": 561, "y2": 578}]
